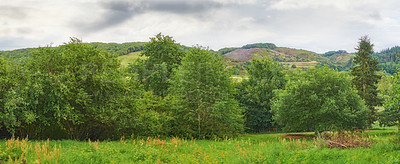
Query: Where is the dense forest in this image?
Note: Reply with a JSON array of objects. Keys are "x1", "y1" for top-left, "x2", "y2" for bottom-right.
[{"x1": 0, "y1": 34, "x2": 399, "y2": 140}]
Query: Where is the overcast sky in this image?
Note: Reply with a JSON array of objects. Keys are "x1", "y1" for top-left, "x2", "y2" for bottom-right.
[{"x1": 1, "y1": 0, "x2": 400, "y2": 53}]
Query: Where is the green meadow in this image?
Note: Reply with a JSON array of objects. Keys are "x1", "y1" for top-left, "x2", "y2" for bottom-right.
[
  {"x1": 1, "y1": 128, "x2": 399, "y2": 164},
  {"x1": 118, "y1": 51, "x2": 145, "y2": 67}
]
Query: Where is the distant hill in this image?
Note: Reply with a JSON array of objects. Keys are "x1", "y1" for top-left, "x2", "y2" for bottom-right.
[
  {"x1": 373, "y1": 46, "x2": 400, "y2": 74},
  {"x1": 0, "y1": 42, "x2": 146, "y2": 62},
  {"x1": 221, "y1": 44, "x2": 357, "y2": 75},
  {"x1": 218, "y1": 43, "x2": 277, "y2": 55},
  {"x1": 224, "y1": 48, "x2": 261, "y2": 61},
  {"x1": 1, "y1": 41, "x2": 398, "y2": 74},
  {"x1": 0, "y1": 48, "x2": 34, "y2": 62}
]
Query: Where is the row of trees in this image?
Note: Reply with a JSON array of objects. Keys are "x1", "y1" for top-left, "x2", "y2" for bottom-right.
[{"x1": 0, "y1": 34, "x2": 397, "y2": 140}]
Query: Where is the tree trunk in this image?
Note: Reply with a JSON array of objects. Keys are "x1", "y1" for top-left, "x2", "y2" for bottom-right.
[
  {"x1": 363, "y1": 80, "x2": 366, "y2": 98},
  {"x1": 198, "y1": 111, "x2": 201, "y2": 137}
]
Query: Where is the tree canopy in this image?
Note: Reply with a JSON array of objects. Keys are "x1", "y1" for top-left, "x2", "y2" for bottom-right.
[
  {"x1": 272, "y1": 66, "x2": 369, "y2": 132},
  {"x1": 130, "y1": 33, "x2": 184, "y2": 97},
  {"x1": 236, "y1": 58, "x2": 286, "y2": 132},
  {"x1": 170, "y1": 47, "x2": 243, "y2": 138},
  {"x1": 380, "y1": 68, "x2": 400, "y2": 128}
]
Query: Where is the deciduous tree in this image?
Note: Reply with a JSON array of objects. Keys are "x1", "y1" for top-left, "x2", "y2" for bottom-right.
[
  {"x1": 132, "y1": 33, "x2": 184, "y2": 97},
  {"x1": 380, "y1": 68, "x2": 400, "y2": 131},
  {"x1": 236, "y1": 58, "x2": 285, "y2": 132},
  {"x1": 170, "y1": 47, "x2": 243, "y2": 138},
  {"x1": 272, "y1": 66, "x2": 368, "y2": 132}
]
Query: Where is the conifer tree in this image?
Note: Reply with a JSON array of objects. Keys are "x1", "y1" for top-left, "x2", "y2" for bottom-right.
[{"x1": 351, "y1": 36, "x2": 382, "y2": 125}]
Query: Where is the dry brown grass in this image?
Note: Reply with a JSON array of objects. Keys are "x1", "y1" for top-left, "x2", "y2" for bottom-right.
[
  {"x1": 315, "y1": 131, "x2": 372, "y2": 149},
  {"x1": 1, "y1": 137, "x2": 60, "y2": 163}
]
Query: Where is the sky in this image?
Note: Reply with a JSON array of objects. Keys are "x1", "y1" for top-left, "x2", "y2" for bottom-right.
[{"x1": 1, "y1": 0, "x2": 400, "y2": 53}]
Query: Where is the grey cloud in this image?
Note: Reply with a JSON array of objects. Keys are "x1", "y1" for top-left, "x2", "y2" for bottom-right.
[
  {"x1": 0, "y1": 37, "x2": 33, "y2": 51},
  {"x1": 0, "y1": 6, "x2": 28, "y2": 20},
  {"x1": 368, "y1": 11, "x2": 382, "y2": 21},
  {"x1": 78, "y1": 0, "x2": 223, "y2": 32},
  {"x1": 149, "y1": 1, "x2": 223, "y2": 14},
  {"x1": 16, "y1": 27, "x2": 33, "y2": 34}
]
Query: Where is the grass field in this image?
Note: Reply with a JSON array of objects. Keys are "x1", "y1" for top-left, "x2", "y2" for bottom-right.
[
  {"x1": 281, "y1": 61, "x2": 319, "y2": 69},
  {"x1": 1, "y1": 127, "x2": 399, "y2": 163},
  {"x1": 118, "y1": 51, "x2": 145, "y2": 67}
]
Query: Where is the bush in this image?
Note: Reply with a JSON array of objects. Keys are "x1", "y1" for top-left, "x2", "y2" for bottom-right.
[{"x1": 272, "y1": 66, "x2": 369, "y2": 132}]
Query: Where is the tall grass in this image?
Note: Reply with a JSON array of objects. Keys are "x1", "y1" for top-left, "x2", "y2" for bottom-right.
[{"x1": 0, "y1": 130, "x2": 399, "y2": 163}]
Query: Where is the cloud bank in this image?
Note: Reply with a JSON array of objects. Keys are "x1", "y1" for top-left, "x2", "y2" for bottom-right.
[{"x1": 1, "y1": 0, "x2": 400, "y2": 53}]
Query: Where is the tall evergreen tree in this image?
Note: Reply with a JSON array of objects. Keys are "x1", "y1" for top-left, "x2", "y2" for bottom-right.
[{"x1": 351, "y1": 36, "x2": 382, "y2": 125}]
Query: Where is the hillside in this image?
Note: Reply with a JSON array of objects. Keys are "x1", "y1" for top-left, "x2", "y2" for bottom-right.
[
  {"x1": 373, "y1": 46, "x2": 400, "y2": 74},
  {"x1": 88, "y1": 42, "x2": 146, "y2": 56},
  {"x1": 220, "y1": 43, "x2": 362, "y2": 75},
  {"x1": 118, "y1": 51, "x2": 144, "y2": 67},
  {"x1": 0, "y1": 42, "x2": 146, "y2": 62},
  {"x1": 1, "y1": 41, "x2": 397, "y2": 74},
  {"x1": 223, "y1": 46, "x2": 334, "y2": 74}
]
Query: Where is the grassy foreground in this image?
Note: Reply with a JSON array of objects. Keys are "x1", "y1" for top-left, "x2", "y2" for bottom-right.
[{"x1": 0, "y1": 129, "x2": 399, "y2": 163}]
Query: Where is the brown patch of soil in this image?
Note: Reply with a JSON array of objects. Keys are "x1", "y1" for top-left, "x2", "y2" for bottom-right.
[{"x1": 282, "y1": 134, "x2": 314, "y2": 139}]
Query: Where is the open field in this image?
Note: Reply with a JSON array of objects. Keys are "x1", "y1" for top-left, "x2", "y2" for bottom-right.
[
  {"x1": 281, "y1": 61, "x2": 319, "y2": 69},
  {"x1": 1, "y1": 128, "x2": 399, "y2": 163},
  {"x1": 118, "y1": 51, "x2": 145, "y2": 67}
]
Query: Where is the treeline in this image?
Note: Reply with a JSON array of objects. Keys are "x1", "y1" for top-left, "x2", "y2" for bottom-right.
[
  {"x1": 218, "y1": 43, "x2": 277, "y2": 55},
  {"x1": 0, "y1": 42, "x2": 147, "y2": 63},
  {"x1": 373, "y1": 46, "x2": 400, "y2": 74},
  {"x1": 88, "y1": 42, "x2": 146, "y2": 56},
  {"x1": 0, "y1": 48, "x2": 35, "y2": 63},
  {"x1": 0, "y1": 34, "x2": 398, "y2": 140}
]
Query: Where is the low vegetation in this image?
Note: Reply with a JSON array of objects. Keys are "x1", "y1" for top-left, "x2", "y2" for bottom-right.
[{"x1": 0, "y1": 129, "x2": 399, "y2": 163}]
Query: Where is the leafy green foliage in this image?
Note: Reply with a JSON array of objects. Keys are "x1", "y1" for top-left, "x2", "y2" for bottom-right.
[
  {"x1": 0, "y1": 38, "x2": 149, "y2": 140},
  {"x1": 351, "y1": 36, "x2": 382, "y2": 125},
  {"x1": 236, "y1": 58, "x2": 286, "y2": 132},
  {"x1": 0, "y1": 57, "x2": 25, "y2": 136},
  {"x1": 1, "y1": 34, "x2": 387, "y2": 141},
  {"x1": 22, "y1": 38, "x2": 128, "y2": 139},
  {"x1": 170, "y1": 47, "x2": 243, "y2": 138},
  {"x1": 131, "y1": 33, "x2": 184, "y2": 97},
  {"x1": 378, "y1": 62, "x2": 398, "y2": 75},
  {"x1": 272, "y1": 66, "x2": 369, "y2": 132},
  {"x1": 380, "y1": 68, "x2": 400, "y2": 127}
]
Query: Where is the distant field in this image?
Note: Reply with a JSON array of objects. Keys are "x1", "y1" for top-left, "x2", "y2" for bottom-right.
[
  {"x1": 1, "y1": 128, "x2": 399, "y2": 163},
  {"x1": 281, "y1": 61, "x2": 319, "y2": 69},
  {"x1": 230, "y1": 75, "x2": 249, "y2": 82},
  {"x1": 118, "y1": 51, "x2": 145, "y2": 67}
]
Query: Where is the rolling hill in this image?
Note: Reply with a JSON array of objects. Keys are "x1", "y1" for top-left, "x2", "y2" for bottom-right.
[
  {"x1": 0, "y1": 41, "x2": 397, "y2": 74},
  {"x1": 221, "y1": 44, "x2": 351, "y2": 74}
]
